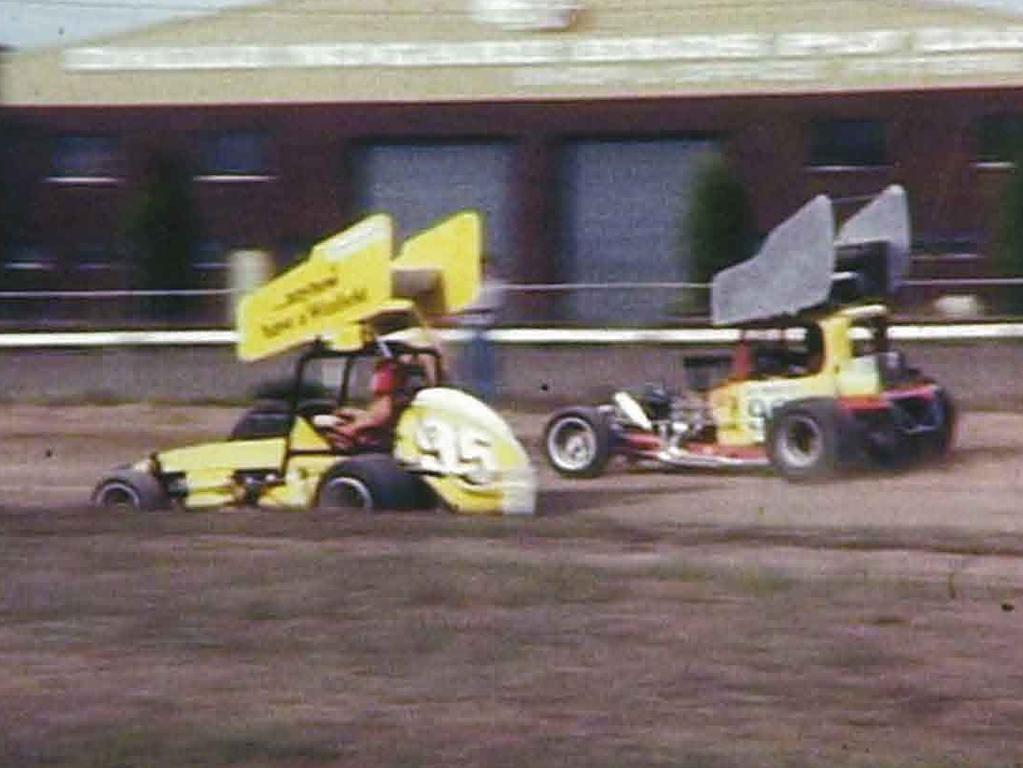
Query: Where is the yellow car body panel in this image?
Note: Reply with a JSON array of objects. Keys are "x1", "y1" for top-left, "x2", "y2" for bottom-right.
[
  {"x1": 393, "y1": 388, "x2": 536, "y2": 516},
  {"x1": 156, "y1": 443, "x2": 337, "y2": 510},
  {"x1": 260, "y1": 455, "x2": 340, "y2": 508},
  {"x1": 711, "y1": 371, "x2": 837, "y2": 447},
  {"x1": 150, "y1": 388, "x2": 535, "y2": 515},
  {"x1": 710, "y1": 305, "x2": 887, "y2": 446},
  {"x1": 157, "y1": 438, "x2": 286, "y2": 508}
]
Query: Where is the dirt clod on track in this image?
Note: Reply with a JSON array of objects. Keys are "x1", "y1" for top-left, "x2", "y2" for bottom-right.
[{"x1": 1, "y1": 405, "x2": 1023, "y2": 767}]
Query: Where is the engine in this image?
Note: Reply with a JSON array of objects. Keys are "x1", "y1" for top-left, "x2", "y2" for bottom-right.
[{"x1": 614, "y1": 384, "x2": 714, "y2": 446}]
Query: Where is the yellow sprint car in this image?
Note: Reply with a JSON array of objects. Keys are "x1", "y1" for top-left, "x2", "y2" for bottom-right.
[{"x1": 91, "y1": 212, "x2": 536, "y2": 515}]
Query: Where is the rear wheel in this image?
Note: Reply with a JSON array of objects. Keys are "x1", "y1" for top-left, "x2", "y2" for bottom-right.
[
  {"x1": 543, "y1": 407, "x2": 613, "y2": 478},
  {"x1": 861, "y1": 409, "x2": 906, "y2": 468},
  {"x1": 923, "y1": 389, "x2": 956, "y2": 458},
  {"x1": 315, "y1": 454, "x2": 430, "y2": 512},
  {"x1": 91, "y1": 468, "x2": 169, "y2": 511},
  {"x1": 767, "y1": 401, "x2": 848, "y2": 481}
]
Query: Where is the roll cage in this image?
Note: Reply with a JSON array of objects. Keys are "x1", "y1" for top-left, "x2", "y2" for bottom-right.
[
  {"x1": 225, "y1": 209, "x2": 482, "y2": 482},
  {"x1": 274, "y1": 338, "x2": 444, "y2": 478}
]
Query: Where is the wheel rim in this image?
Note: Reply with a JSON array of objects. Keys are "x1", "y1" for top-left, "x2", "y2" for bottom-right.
[
  {"x1": 94, "y1": 482, "x2": 141, "y2": 511},
  {"x1": 778, "y1": 415, "x2": 824, "y2": 469},
  {"x1": 547, "y1": 417, "x2": 597, "y2": 472},
  {"x1": 320, "y1": 477, "x2": 374, "y2": 511}
]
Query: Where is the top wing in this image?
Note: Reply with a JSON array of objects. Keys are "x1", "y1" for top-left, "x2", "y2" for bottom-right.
[
  {"x1": 710, "y1": 185, "x2": 910, "y2": 326},
  {"x1": 711, "y1": 195, "x2": 835, "y2": 326},
  {"x1": 236, "y1": 211, "x2": 481, "y2": 361}
]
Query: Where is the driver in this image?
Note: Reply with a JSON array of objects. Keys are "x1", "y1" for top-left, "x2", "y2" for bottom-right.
[{"x1": 325, "y1": 358, "x2": 408, "y2": 452}]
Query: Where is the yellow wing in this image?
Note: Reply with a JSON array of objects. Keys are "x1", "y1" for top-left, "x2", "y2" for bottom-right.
[
  {"x1": 391, "y1": 210, "x2": 482, "y2": 317},
  {"x1": 236, "y1": 211, "x2": 482, "y2": 362}
]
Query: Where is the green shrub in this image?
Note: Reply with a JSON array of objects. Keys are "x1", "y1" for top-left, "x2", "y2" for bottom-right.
[
  {"x1": 124, "y1": 151, "x2": 201, "y2": 318},
  {"x1": 680, "y1": 154, "x2": 756, "y2": 314},
  {"x1": 994, "y1": 146, "x2": 1023, "y2": 314}
]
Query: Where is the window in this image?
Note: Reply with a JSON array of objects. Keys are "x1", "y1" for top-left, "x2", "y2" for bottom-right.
[
  {"x1": 745, "y1": 325, "x2": 824, "y2": 379},
  {"x1": 3, "y1": 244, "x2": 56, "y2": 272},
  {"x1": 279, "y1": 237, "x2": 316, "y2": 266},
  {"x1": 199, "y1": 132, "x2": 271, "y2": 178},
  {"x1": 355, "y1": 141, "x2": 512, "y2": 257},
  {"x1": 557, "y1": 138, "x2": 717, "y2": 324},
  {"x1": 74, "y1": 244, "x2": 117, "y2": 272},
  {"x1": 977, "y1": 114, "x2": 1023, "y2": 165},
  {"x1": 809, "y1": 119, "x2": 887, "y2": 168},
  {"x1": 851, "y1": 316, "x2": 889, "y2": 358},
  {"x1": 195, "y1": 240, "x2": 228, "y2": 271},
  {"x1": 50, "y1": 135, "x2": 121, "y2": 181}
]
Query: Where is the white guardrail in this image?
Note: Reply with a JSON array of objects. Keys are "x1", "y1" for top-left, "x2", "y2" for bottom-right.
[
  {"x1": 1, "y1": 280, "x2": 1023, "y2": 346},
  {"x1": 1, "y1": 323, "x2": 1023, "y2": 349}
]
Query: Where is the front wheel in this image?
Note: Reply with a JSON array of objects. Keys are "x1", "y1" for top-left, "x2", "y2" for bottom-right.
[
  {"x1": 543, "y1": 407, "x2": 613, "y2": 478},
  {"x1": 767, "y1": 401, "x2": 848, "y2": 482},
  {"x1": 91, "y1": 468, "x2": 169, "y2": 511},
  {"x1": 315, "y1": 454, "x2": 431, "y2": 512}
]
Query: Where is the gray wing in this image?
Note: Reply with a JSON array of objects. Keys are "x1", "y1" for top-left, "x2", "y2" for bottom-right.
[
  {"x1": 835, "y1": 184, "x2": 911, "y2": 293},
  {"x1": 710, "y1": 194, "x2": 836, "y2": 326}
]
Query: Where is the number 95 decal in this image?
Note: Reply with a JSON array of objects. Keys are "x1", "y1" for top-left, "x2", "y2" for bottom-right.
[{"x1": 413, "y1": 417, "x2": 497, "y2": 486}]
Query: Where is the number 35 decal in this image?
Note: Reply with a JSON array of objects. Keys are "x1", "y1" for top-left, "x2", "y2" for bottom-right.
[{"x1": 414, "y1": 418, "x2": 497, "y2": 486}]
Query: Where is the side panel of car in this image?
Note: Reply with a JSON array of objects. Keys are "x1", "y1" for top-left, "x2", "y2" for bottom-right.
[
  {"x1": 154, "y1": 407, "x2": 342, "y2": 508},
  {"x1": 289, "y1": 416, "x2": 332, "y2": 452},
  {"x1": 157, "y1": 438, "x2": 287, "y2": 507},
  {"x1": 394, "y1": 387, "x2": 536, "y2": 515},
  {"x1": 260, "y1": 454, "x2": 339, "y2": 508},
  {"x1": 711, "y1": 374, "x2": 839, "y2": 446},
  {"x1": 835, "y1": 354, "x2": 882, "y2": 398},
  {"x1": 708, "y1": 312, "x2": 891, "y2": 448}
]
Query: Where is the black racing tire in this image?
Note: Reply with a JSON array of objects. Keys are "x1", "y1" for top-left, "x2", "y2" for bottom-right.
[
  {"x1": 91, "y1": 468, "x2": 169, "y2": 511},
  {"x1": 924, "y1": 388, "x2": 957, "y2": 459},
  {"x1": 860, "y1": 409, "x2": 907, "y2": 469},
  {"x1": 767, "y1": 400, "x2": 853, "y2": 482},
  {"x1": 314, "y1": 454, "x2": 431, "y2": 512},
  {"x1": 543, "y1": 406, "x2": 613, "y2": 478},
  {"x1": 864, "y1": 389, "x2": 956, "y2": 467}
]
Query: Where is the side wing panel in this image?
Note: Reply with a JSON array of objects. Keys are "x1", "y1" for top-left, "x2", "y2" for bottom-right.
[
  {"x1": 835, "y1": 184, "x2": 911, "y2": 293},
  {"x1": 391, "y1": 211, "x2": 482, "y2": 317}
]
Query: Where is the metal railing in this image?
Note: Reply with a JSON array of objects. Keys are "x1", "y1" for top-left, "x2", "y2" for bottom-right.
[{"x1": 0, "y1": 277, "x2": 1021, "y2": 332}]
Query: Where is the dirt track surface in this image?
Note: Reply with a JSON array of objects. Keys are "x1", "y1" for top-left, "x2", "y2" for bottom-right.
[{"x1": 2, "y1": 405, "x2": 1023, "y2": 767}]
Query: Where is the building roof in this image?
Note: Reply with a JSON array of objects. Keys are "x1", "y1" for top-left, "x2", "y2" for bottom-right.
[{"x1": 5, "y1": 0, "x2": 1023, "y2": 106}]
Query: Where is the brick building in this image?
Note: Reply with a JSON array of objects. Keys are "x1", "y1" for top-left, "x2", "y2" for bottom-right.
[{"x1": 4, "y1": 0, "x2": 1023, "y2": 324}]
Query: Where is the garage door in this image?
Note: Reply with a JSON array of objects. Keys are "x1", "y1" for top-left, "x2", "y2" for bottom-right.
[
  {"x1": 560, "y1": 139, "x2": 717, "y2": 325},
  {"x1": 354, "y1": 141, "x2": 513, "y2": 275}
]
